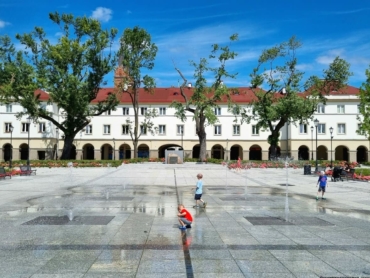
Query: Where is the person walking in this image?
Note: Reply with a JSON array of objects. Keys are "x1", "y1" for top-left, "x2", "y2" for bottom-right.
[
  {"x1": 193, "y1": 173, "x2": 207, "y2": 208},
  {"x1": 316, "y1": 170, "x2": 328, "y2": 200}
]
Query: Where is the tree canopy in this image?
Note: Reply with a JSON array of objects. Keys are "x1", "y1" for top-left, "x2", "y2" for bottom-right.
[
  {"x1": 117, "y1": 26, "x2": 158, "y2": 158},
  {"x1": 358, "y1": 67, "x2": 370, "y2": 138},
  {"x1": 171, "y1": 34, "x2": 238, "y2": 161},
  {"x1": 236, "y1": 36, "x2": 352, "y2": 158},
  {"x1": 0, "y1": 12, "x2": 119, "y2": 159}
]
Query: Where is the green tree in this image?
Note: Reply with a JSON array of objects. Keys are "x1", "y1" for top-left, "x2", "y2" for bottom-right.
[
  {"x1": 118, "y1": 26, "x2": 158, "y2": 158},
  {"x1": 239, "y1": 36, "x2": 351, "y2": 159},
  {"x1": 358, "y1": 67, "x2": 370, "y2": 138},
  {"x1": 170, "y1": 35, "x2": 238, "y2": 161},
  {"x1": 0, "y1": 12, "x2": 118, "y2": 159}
]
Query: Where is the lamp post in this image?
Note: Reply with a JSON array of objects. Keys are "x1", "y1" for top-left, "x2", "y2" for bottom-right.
[
  {"x1": 9, "y1": 124, "x2": 14, "y2": 168},
  {"x1": 226, "y1": 138, "x2": 229, "y2": 161},
  {"x1": 27, "y1": 117, "x2": 31, "y2": 167},
  {"x1": 113, "y1": 138, "x2": 116, "y2": 160},
  {"x1": 330, "y1": 127, "x2": 334, "y2": 168},
  {"x1": 310, "y1": 126, "x2": 314, "y2": 160},
  {"x1": 56, "y1": 127, "x2": 59, "y2": 160},
  {"x1": 314, "y1": 119, "x2": 319, "y2": 172},
  {"x1": 286, "y1": 121, "x2": 289, "y2": 158}
]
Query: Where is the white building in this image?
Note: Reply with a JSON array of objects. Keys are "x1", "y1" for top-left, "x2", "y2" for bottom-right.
[{"x1": 0, "y1": 71, "x2": 367, "y2": 163}]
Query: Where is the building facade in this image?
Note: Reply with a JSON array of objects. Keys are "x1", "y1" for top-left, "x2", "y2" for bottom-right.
[{"x1": 0, "y1": 77, "x2": 368, "y2": 163}]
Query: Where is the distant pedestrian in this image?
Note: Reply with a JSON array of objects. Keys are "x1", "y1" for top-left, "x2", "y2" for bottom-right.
[
  {"x1": 177, "y1": 204, "x2": 193, "y2": 230},
  {"x1": 316, "y1": 171, "x2": 328, "y2": 200},
  {"x1": 193, "y1": 173, "x2": 207, "y2": 208}
]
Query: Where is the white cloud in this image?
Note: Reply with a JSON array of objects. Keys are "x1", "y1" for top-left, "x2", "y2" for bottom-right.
[
  {"x1": 126, "y1": 10, "x2": 132, "y2": 15},
  {"x1": 316, "y1": 49, "x2": 345, "y2": 65},
  {"x1": 0, "y1": 19, "x2": 10, "y2": 28},
  {"x1": 91, "y1": 7, "x2": 112, "y2": 23}
]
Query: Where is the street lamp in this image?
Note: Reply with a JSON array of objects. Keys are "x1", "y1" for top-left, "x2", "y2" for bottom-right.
[
  {"x1": 27, "y1": 117, "x2": 31, "y2": 167},
  {"x1": 56, "y1": 127, "x2": 59, "y2": 160},
  {"x1": 113, "y1": 138, "x2": 116, "y2": 160},
  {"x1": 330, "y1": 127, "x2": 334, "y2": 168},
  {"x1": 286, "y1": 121, "x2": 289, "y2": 158},
  {"x1": 226, "y1": 138, "x2": 229, "y2": 161},
  {"x1": 9, "y1": 124, "x2": 14, "y2": 168},
  {"x1": 314, "y1": 118, "x2": 319, "y2": 172},
  {"x1": 310, "y1": 126, "x2": 314, "y2": 160}
]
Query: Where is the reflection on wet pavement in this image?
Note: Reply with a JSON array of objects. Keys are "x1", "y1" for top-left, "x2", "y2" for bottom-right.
[{"x1": 0, "y1": 165, "x2": 370, "y2": 277}]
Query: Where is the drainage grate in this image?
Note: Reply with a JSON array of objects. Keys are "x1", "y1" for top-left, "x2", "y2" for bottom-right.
[
  {"x1": 207, "y1": 187, "x2": 240, "y2": 190},
  {"x1": 220, "y1": 196, "x2": 248, "y2": 201},
  {"x1": 90, "y1": 197, "x2": 134, "y2": 201},
  {"x1": 244, "y1": 216, "x2": 334, "y2": 226},
  {"x1": 22, "y1": 216, "x2": 115, "y2": 225},
  {"x1": 244, "y1": 217, "x2": 293, "y2": 225},
  {"x1": 278, "y1": 184, "x2": 295, "y2": 186},
  {"x1": 221, "y1": 196, "x2": 272, "y2": 201}
]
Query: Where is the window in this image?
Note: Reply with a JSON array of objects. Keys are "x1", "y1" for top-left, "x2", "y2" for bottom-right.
[
  {"x1": 214, "y1": 107, "x2": 221, "y2": 115},
  {"x1": 38, "y1": 122, "x2": 46, "y2": 133},
  {"x1": 122, "y1": 125, "x2": 129, "y2": 135},
  {"x1": 21, "y1": 123, "x2": 29, "y2": 133},
  {"x1": 252, "y1": 125, "x2": 259, "y2": 135},
  {"x1": 159, "y1": 107, "x2": 166, "y2": 115},
  {"x1": 105, "y1": 110, "x2": 111, "y2": 115},
  {"x1": 214, "y1": 125, "x2": 221, "y2": 135},
  {"x1": 140, "y1": 125, "x2": 147, "y2": 135},
  {"x1": 140, "y1": 107, "x2": 147, "y2": 115},
  {"x1": 299, "y1": 124, "x2": 307, "y2": 134},
  {"x1": 317, "y1": 105, "x2": 325, "y2": 113},
  {"x1": 158, "y1": 125, "x2": 166, "y2": 135},
  {"x1": 122, "y1": 107, "x2": 129, "y2": 115},
  {"x1": 39, "y1": 104, "x2": 47, "y2": 111},
  {"x1": 6, "y1": 104, "x2": 12, "y2": 113},
  {"x1": 337, "y1": 105, "x2": 345, "y2": 114},
  {"x1": 337, "y1": 123, "x2": 346, "y2": 134},
  {"x1": 233, "y1": 125, "x2": 240, "y2": 135},
  {"x1": 177, "y1": 125, "x2": 184, "y2": 135},
  {"x1": 85, "y1": 125, "x2": 92, "y2": 134},
  {"x1": 358, "y1": 123, "x2": 365, "y2": 135},
  {"x1": 358, "y1": 104, "x2": 361, "y2": 114},
  {"x1": 4, "y1": 123, "x2": 12, "y2": 133},
  {"x1": 103, "y1": 125, "x2": 111, "y2": 134},
  {"x1": 317, "y1": 123, "x2": 326, "y2": 134}
]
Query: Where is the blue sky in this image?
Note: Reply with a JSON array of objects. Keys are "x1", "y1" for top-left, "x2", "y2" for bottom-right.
[{"x1": 1, "y1": 0, "x2": 370, "y2": 89}]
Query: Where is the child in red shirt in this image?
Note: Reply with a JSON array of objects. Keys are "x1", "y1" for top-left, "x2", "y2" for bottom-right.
[{"x1": 177, "y1": 204, "x2": 193, "y2": 230}]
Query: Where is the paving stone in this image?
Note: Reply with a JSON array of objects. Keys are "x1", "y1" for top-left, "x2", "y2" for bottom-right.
[{"x1": 0, "y1": 165, "x2": 369, "y2": 276}]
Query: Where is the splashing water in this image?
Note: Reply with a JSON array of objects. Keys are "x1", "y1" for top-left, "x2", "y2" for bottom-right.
[{"x1": 67, "y1": 209, "x2": 73, "y2": 221}]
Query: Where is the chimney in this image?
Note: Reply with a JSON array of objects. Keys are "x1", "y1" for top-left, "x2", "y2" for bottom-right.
[{"x1": 187, "y1": 83, "x2": 192, "y2": 88}]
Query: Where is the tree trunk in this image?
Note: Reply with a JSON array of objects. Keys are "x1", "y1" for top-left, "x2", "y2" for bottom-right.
[
  {"x1": 197, "y1": 115, "x2": 207, "y2": 162},
  {"x1": 198, "y1": 133, "x2": 207, "y2": 162},
  {"x1": 269, "y1": 132, "x2": 280, "y2": 160},
  {"x1": 270, "y1": 144, "x2": 277, "y2": 160},
  {"x1": 133, "y1": 140, "x2": 138, "y2": 159},
  {"x1": 60, "y1": 135, "x2": 75, "y2": 160}
]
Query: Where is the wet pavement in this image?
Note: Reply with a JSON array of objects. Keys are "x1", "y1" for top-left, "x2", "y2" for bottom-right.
[{"x1": 0, "y1": 163, "x2": 370, "y2": 277}]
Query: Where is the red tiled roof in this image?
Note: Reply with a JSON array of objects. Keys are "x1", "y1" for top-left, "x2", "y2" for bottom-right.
[
  {"x1": 327, "y1": 85, "x2": 359, "y2": 95},
  {"x1": 34, "y1": 89, "x2": 49, "y2": 101},
  {"x1": 36, "y1": 85, "x2": 359, "y2": 104},
  {"x1": 92, "y1": 87, "x2": 258, "y2": 104}
]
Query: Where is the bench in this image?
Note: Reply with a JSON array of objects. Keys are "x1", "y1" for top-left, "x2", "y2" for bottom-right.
[
  {"x1": 20, "y1": 166, "x2": 37, "y2": 176},
  {"x1": 0, "y1": 167, "x2": 12, "y2": 179}
]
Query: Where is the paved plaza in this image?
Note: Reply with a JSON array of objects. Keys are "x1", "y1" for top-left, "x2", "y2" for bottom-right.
[{"x1": 0, "y1": 163, "x2": 370, "y2": 277}]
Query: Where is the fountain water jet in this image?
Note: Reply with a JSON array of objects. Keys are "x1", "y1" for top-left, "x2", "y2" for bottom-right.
[{"x1": 67, "y1": 209, "x2": 74, "y2": 221}]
